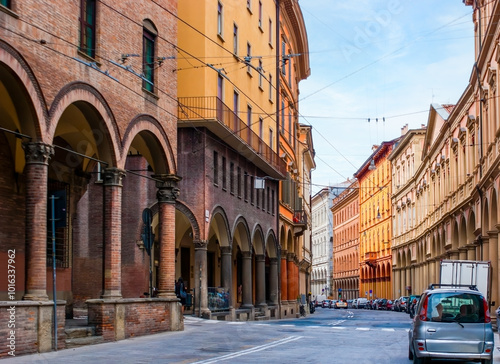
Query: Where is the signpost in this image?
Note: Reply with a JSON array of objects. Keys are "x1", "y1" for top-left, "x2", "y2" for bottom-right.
[{"x1": 141, "y1": 208, "x2": 155, "y2": 297}]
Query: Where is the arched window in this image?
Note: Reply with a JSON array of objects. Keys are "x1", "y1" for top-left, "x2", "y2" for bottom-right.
[{"x1": 143, "y1": 20, "x2": 158, "y2": 92}]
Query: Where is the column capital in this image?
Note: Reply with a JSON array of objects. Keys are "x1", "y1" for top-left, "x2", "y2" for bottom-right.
[
  {"x1": 287, "y1": 252, "x2": 295, "y2": 261},
  {"x1": 154, "y1": 174, "x2": 182, "y2": 204},
  {"x1": 269, "y1": 257, "x2": 279, "y2": 264},
  {"x1": 255, "y1": 254, "x2": 265, "y2": 262},
  {"x1": 241, "y1": 251, "x2": 252, "y2": 259},
  {"x1": 220, "y1": 246, "x2": 232, "y2": 255},
  {"x1": 194, "y1": 239, "x2": 208, "y2": 250},
  {"x1": 102, "y1": 167, "x2": 126, "y2": 187},
  {"x1": 23, "y1": 142, "x2": 54, "y2": 165}
]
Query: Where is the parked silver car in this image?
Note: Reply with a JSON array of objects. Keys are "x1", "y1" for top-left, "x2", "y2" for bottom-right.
[{"x1": 408, "y1": 284, "x2": 494, "y2": 364}]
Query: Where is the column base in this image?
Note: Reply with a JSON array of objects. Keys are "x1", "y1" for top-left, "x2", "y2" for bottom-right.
[
  {"x1": 157, "y1": 291, "x2": 177, "y2": 299},
  {"x1": 23, "y1": 291, "x2": 49, "y2": 301},
  {"x1": 101, "y1": 290, "x2": 122, "y2": 300}
]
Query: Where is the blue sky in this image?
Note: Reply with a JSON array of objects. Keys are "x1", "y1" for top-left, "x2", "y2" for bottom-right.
[{"x1": 298, "y1": 1, "x2": 475, "y2": 194}]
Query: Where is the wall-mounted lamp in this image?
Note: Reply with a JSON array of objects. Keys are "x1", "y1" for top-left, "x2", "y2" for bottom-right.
[{"x1": 376, "y1": 212, "x2": 381, "y2": 219}]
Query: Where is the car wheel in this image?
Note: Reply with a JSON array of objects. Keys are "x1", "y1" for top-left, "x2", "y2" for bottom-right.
[
  {"x1": 481, "y1": 359, "x2": 492, "y2": 364},
  {"x1": 408, "y1": 346, "x2": 413, "y2": 360}
]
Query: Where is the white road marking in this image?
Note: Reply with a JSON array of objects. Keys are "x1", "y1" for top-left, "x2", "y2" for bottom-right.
[{"x1": 191, "y1": 336, "x2": 304, "y2": 363}]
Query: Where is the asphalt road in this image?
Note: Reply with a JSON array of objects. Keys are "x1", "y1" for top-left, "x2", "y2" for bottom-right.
[{"x1": 5, "y1": 307, "x2": 500, "y2": 364}]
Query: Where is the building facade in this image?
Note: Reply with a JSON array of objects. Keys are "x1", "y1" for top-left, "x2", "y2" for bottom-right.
[
  {"x1": 332, "y1": 179, "x2": 360, "y2": 300},
  {"x1": 355, "y1": 141, "x2": 397, "y2": 300},
  {"x1": 0, "y1": 0, "x2": 181, "y2": 356},
  {"x1": 277, "y1": 0, "x2": 312, "y2": 316},
  {"x1": 177, "y1": 0, "x2": 312, "y2": 320},
  {"x1": 388, "y1": 125, "x2": 426, "y2": 299},
  {"x1": 311, "y1": 188, "x2": 333, "y2": 298},
  {"x1": 391, "y1": 1, "x2": 500, "y2": 325}
]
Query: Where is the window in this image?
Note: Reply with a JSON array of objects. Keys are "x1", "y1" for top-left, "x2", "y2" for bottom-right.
[
  {"x1": 250, "y1": 176, "x2": 255, "y2": 204},
  {"x1": 222, "y1": 157, "x2": 227, "y2": 190},
  {"x1": 217, "y1": 2, "x2": 223, "y2": 36},
  {"x1": 1, "y1": 0, "x2": 10, "y2": 8},
  {"x1": 237, "y1": 167, "x2": 242, "y2": 198},
  {"x1": 269, "y1": 128, "x2": 273, "y2": 150},
  {"x1": 230, "y1": 162, "x2": 234, "y2": 194},
  {"x1": 244, "y1": 172, "x2": 248, "y2": 201},
  {"x1": 246, "y1": 42, "x2": 252, "y2": 74},
  {"x1": 281, "y1": 40, "x2": 286, "y2": 75},
  {"x1": 213, "y1": 151, "x2": 219, "y2": 186},
  {"x1": 80, "y1": 0, "x2": 96, "y2": 58},
  {"x1": 288, "y1": 102, "x2": 292, "y2": 144},
  {"x1": 143, "y1": 21, "x2": 157, "y2": 92},
  {"x1": 247, "y1": 105, "x2": 252, "y2": 140},
  {"x1": 233, "y1": 23, "x2": 238, "y2": 55},
  {"x1": 247, "y1": 0, "x2": 251, "y2": 11},
  {"x1": 258, "y1": 59, "x2": 263, "y2": 89},
  {"x1": 268, "y1": 19, "x2": 273, "y2": 46},
  {"x1": 268, "y1": 73, "x2": 273, "y2": 101},
  {"x1": 258, "y1": 1, "x2": 263, "y2": 28},
  {"x1": 271, "y1": 189, "x2": 275, "y2": 215},
  {"x1": 267, "y1": 186, "x2": 270, "y2": 213},
  {"x1": 233, "y1": 91, "x2": 239, "y2": 120},
  {"x1": 281, "y1": 99, "x2": 285, "y2": 133}
]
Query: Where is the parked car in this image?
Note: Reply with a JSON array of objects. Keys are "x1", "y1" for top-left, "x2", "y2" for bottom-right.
[
  {"x1": 335, "y1": 299, "x2": 348, "y2": 309},
  {"x1": 396, "y1": 296, "x2": 409, "y2": 312},
  {"x1": 393, "y1": 298, "x2": 401, "y2": 311},
  {"x1": 385, "y1": 299, "x2": 394, "y2": 311},
  {"x1": 353, "y1": 297, "x2": 368, "y2": 309},
  {"x1": 329, "y1": 300, "x2": 337, "y2": 308},
  {"x1": 408, "y1": 295, "x2": 420, "y2": 318},
  {"x1": 408, "y1": 284, "x2": 494, "y2": 364},
  {"x1": 375, "y1": 298, "x2": 388, "y2": 310},
  {"x1": 322, "y1": 299, "x2": 331, "y2": 308}
]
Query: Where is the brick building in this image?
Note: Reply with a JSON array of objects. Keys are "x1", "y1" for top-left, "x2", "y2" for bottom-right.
[{"x1": 0, "y1": 0, "x2": 181, "y2": 356}]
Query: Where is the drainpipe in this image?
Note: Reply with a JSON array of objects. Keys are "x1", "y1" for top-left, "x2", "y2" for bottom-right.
[{"x1": 275, "y1": 0, "x2": 281, "y2": 318}]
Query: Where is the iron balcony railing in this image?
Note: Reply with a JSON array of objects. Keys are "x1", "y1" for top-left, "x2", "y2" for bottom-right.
[{"x1": 178, "y1": 96, "x2": 286, "y2": 177}]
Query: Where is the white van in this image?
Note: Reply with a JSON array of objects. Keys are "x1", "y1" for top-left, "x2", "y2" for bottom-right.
[{"x1": 353, "y1": 298, "x2": 368, "y2": 309}]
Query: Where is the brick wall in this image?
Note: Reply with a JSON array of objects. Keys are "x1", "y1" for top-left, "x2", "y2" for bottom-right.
[
  {"x1": 88, "y1": 298, "x2": 180, "y2": 342},
  {"x1": 0, "y1": 301, "x2": 65, "y2": 358}
]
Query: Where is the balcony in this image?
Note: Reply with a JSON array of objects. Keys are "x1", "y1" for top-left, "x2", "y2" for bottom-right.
[
  {"x1": 293, "y1": 210, "x2": 307, "y2": 236},
  {"x1": 178, "y1": 96, "x2": 286, "y2": 179},
  {"x1": 364, "y1": 252, "x2": 377, "y2": 268}
]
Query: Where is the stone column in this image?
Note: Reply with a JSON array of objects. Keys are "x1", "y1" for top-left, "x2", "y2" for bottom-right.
[
  {"x1": 241, "y1": 251, "x2": 253, "y2": 308},
  {"x1": 101, "y1": 168, "x2": 126, "y2": 299},
  {"x1": 280, "y1": 250, "x2": 288, "y2": 302},
  {"x1": 194, "y1": 240, "x2": 209, "y2": 315},
  {"x1": 287, "y1": 253, "x2": 295, "y2": 301},
  {"x1": 220, "y1": 246, "x2": 233, "y2": 308},
  {"x1": 255, "y1": 254, "x2": 266, "y2": 307},
  {"x1": 23, "y1": 142, "x2": 54, "y2": 301},
  {"x1": 269, "y1": 258, "x2": 279, "y2": 305},
  {"x1": 154, "y1": 174, "x2": 181, "y2": 298}
]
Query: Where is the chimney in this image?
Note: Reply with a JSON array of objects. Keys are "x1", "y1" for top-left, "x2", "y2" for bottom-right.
[
  {"x1": 401, "y1": 124, "x2": 409, "y2": 136},
  {"x1": 371, "y1": 144, "x2": 379, "y2": 152}
]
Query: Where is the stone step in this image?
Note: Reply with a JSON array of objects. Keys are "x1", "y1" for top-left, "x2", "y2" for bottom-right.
[
  {"x1": 65, "y1": 335, "x2": 105, "y2": 349},
  {"x1": 65, "y1": 326, "x2": 95, "y2": 339}
]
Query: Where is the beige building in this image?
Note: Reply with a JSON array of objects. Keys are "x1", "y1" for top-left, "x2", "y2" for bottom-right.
[
  {"x1": 388, "y1": 124, "x2": 427, "y2": 298},
  {"x1": 392, "y1": 0, "x2": 500, "y2": 320}
]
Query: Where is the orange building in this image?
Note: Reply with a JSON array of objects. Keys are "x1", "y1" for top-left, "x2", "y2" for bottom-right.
[
  {"x1": 332, "y1": 179, "x2": 360, "y2": 300},
  {"x1": 355, "y1": 140, "x2": 398, "y2": 300}
]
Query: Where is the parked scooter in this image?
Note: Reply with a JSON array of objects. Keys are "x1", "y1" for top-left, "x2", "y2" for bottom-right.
[{"x1": 309, "y1": 301, "x2": 315, "y2": 314}]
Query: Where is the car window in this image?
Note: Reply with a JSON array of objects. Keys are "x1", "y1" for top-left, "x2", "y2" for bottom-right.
[{"x1": 424, "y1": 292, "x2": 484, "y2": 323}]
